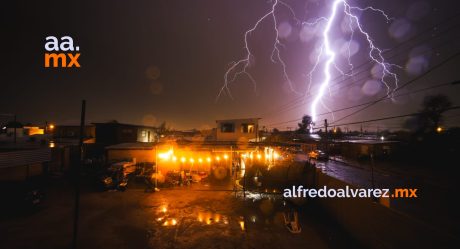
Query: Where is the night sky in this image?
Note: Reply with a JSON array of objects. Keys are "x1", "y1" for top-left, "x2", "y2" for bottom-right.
[{"x1": 2, "y1": 0, "x2": 460, "y2": 131}]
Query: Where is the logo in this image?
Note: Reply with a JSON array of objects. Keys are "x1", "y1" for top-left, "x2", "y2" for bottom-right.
[{"x1": 44, "y1": 36, "x2": 80, "y2": 68}]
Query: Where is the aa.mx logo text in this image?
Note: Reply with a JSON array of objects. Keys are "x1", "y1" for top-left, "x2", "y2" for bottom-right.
[{"x1": 44, "y1": 36, "x2": 80, "y2": 68}]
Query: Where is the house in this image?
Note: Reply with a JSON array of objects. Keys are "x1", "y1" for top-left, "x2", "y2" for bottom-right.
[
  {"x1": 54, "y1": 124, "x2": 95, "y2": 140},
  {"x1": 23, "y1": 126, "x2": 45, "y2": 136},
  {"x1": 52, "y1": 124, "x2": 96, "y2": 143},
  {"x1": 93, "y1": 121, "x2": 158, "y2": 146},
  {"x1": 2, "y1": 121, "x2": 24, "y2": 139},
  {"x1": 339, "y1": 139, "x2": 400, "y2": 159},
  {"x1": 216, "y1": 118, "x2": 260, "y2": 142},
  {"x1": 105, "y1": 143, "x2": 156, "y2": 163}
]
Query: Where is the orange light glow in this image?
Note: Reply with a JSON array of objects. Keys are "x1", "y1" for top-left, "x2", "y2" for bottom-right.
[
  {"x1": 206, "y1": 157, "x2": 211, "y2": 162},
  {"x1": 239, "y1": 221, "x2": 245, "y2": 231},
  {"x1": 198, "y1": 158, "x2": 203, "y2": 163},
  {"x1": 223, "y1": 154, "x2": 228, "y2": 160},
  {"x1": 162, "y1": 218, "x2": 177, "y2": 226},
  {"x1": 181, "y1": 157, "x2": 186, "y2": 163},
  {"x1": 158, "y1": 149, "x2": 173, "y2": 160},
  {"x1": 216, "y1": 156, "x2": 220, "y2": 161}
]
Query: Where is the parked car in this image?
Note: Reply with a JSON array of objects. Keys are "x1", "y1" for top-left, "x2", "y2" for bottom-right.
[{"x1": 308, "y1": 150, "x2": 329, "y2": 161}]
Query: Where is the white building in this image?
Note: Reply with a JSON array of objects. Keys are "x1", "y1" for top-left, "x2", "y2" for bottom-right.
[{"x1": 215, "y1": 118, "x2": 260, "y2": 142}]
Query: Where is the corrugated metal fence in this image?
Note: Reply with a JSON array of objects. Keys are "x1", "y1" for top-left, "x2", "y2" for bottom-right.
[{"x1": 0, "y1": 148, "x2": 51, "y2": 168}]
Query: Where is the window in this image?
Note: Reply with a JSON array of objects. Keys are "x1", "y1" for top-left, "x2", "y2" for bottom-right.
[
  {"x1": 241, "y1": 124, "x2": 255, "y2": 133},
  {"x1": 141, "y1": 130, "x2": 146, "y2": 137},
  {"x1": 122, "y1": 128, "x2": 133, "y2": 134},
  {"x1": 220, "y1": 123, "x2": 235, "y2": 133}
]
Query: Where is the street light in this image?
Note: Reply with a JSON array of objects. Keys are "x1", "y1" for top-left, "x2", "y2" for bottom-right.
[{"x1": 436, "y1": 127, "x2": 443, "y2": 133}]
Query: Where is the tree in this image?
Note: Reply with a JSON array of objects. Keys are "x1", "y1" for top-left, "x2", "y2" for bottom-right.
[
  {"x1": 158, "y1": 121, "x2": 168, "y2": 135},
  {"x1": 332, "y1": 127, "x2": 344, "y2": 139},
  {"x1": 404, "y1": 94, "x2": 452, "y2": 133},
  {"x1": 297, "y1": 115, "x2": 313, "y2": 134},
  {"x1": 421, "y1": 94, "x2": 452, "y2": 131}
]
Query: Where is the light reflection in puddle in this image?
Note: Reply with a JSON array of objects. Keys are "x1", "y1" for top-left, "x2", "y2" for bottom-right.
[
  {"x1": 156, "y1": 204, "x2": 177, "y2": 227},
  {"x1": 162, "y1": 218, "x2": 177, "y2": 226},
  {"x1": 197, "y1": 212, "x2": 227, "y2": 225}
]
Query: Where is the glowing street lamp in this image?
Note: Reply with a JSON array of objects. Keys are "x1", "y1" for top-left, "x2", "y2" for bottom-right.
[{"x1": 436, "y1": 127, "x2": 443, "y2": 133}]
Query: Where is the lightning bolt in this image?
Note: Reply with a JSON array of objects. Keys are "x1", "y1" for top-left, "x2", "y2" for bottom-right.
[
  {"x1": 310, "y1": 0, "x2": 398, "y2": 124},
  {"x1": 220, "y1": 0, "x2": 399, "y2": 127},
  {"x1": 217, "y1": 0, "x2": 299, "y2": 101}
]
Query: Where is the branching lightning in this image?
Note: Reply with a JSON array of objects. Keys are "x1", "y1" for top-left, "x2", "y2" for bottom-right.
[
  {"x1": 219, "y1": 0, "x2": 399, "y2": 127},
  {"x1": 217, "y1": 0, "x2": 298, "y2": 101}
]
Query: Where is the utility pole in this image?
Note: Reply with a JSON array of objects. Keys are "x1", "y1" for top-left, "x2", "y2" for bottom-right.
[
  {"x1": 72, "y1": 100, "x2": 86, "y2": 249},
  {"x1": 13, "y1": 114, "x2": 17, "y2": 144},
  {"x1": 155, "y1": 146, "x2": 158, "y2": 190},
  {"x1": 370, "y1": 152, "x2": 375, "y2": 190},
  {"x1": 324, "y1": 119, "x2": 328, "y2": 154}
]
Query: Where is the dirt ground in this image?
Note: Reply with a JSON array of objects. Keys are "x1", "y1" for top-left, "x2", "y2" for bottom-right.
[{"x1": 0, "y1": 179, "x2": 362, "y2": 249}]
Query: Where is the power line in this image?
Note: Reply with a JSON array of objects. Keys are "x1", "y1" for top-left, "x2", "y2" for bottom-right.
[
  {"x1": 263, "y1": 49, "x2": 460, "y2": 127},
  {"x1": 264, "y1": 76, "x2": 460, "y2": 128},
  {"x1": 313, "y1": 106, "x2": 460, "y2": 129},
  {"x1": 330, "y1": 51, "x2": 460, "y2": 125},
  {"x1": 318, "y1": 80, "x2": 459, "y2": 118},
  {"x1": 260, "y1": 13, "x2": 460, "y2": 120}
]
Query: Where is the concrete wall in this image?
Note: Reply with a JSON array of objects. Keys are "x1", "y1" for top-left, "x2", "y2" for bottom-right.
[{"x1": 313, "y1": 168, "x2": 455, "y2": 248}]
